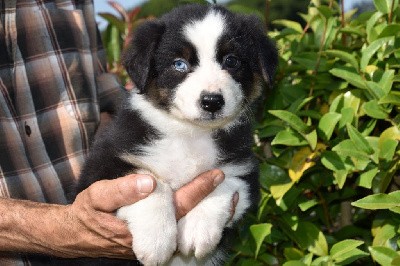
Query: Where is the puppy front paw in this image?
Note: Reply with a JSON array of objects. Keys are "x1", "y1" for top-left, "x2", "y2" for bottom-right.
[
  {"x1": 177, "y1": 198, "x2": 230, "y2": 259},
  {"x1": 130, "y1": 222, "x2": 177, "y2": 266},
  {"x1": 178, "y1": 214, "x2": 225, "y2": 259},
  {"x1": 117, "y1": 183, "x2": 177, "y2": 265}
]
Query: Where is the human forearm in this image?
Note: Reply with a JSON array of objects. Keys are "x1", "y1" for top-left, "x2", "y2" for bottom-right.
[
  {"x1": 0, "y1": 196, "x2": 133, "y2": 259},
  {"x1": 0, "y1": 198, "x2": 75, "y2": 257}
]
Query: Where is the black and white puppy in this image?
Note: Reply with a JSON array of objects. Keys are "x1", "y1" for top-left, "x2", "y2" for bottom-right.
[{"x1": 77, "y1": 4, "x2": 277, "y2": 266}]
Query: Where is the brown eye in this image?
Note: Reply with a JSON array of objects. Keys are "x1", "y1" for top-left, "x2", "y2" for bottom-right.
[{"x1": 223, "y1": 54, "x2": 241, "y2": 70}]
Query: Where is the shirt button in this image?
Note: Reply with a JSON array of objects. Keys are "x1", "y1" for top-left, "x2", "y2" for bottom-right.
[{"x1": 25, "y1": 122, "x2": 32, "y2": 137}]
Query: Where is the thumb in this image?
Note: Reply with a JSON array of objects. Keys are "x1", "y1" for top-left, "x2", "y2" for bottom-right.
[{"x1": 83, "y1": 174, "x2": 156, "y2": 212}]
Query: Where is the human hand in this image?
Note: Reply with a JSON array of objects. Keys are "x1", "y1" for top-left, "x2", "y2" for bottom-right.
[
  {"x1": 64, "y1": 174, "x2": 155, "y2": 259},
  {"x1": 64, "y1": 169, "x2": 230, "y2": 259}
]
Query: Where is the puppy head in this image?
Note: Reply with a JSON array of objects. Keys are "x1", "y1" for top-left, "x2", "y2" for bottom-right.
[{"x1": 123, "y1": 4, "x2": 278, "y2": 128}]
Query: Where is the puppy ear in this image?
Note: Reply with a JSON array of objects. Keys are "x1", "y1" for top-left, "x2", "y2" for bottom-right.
[
  {"x1": 122, "y1": 20, "x2": 165, "y2": 93},
  {"x1": 238, "y1": 14, "x2": 278, "y2": 86},
  {"x1": 258, "y1": 35, "x2": 278, "y2": 86}
]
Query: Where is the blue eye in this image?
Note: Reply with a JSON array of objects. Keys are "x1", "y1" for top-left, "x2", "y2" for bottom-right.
[{"x1": 173, "y1": 59, "x2": 189, "y2": 72}]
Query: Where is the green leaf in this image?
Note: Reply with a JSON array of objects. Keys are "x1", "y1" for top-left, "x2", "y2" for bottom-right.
[
  {"x1": 330, "y1": 67, "x2": 367, "y2": 89},
  {"x1": 298, "y1": 198, "x2": 319, "y2": 211},
  {"x1": 392, "y1": 257, "x2": 400, "y2": 266},
  {"x1": 332, "y1": 139, "x2": 370, "y2": 160},
  {"x1": 334, "y1": 170, "x2": 348, "y2": 189},
  {"x1": 269, "y1": 110, "x2": 312, "y2": 135},
  {"x1": 317, "y1": 112, "x2": 342, "y2": 141},
  {"x1": 339, "y1": 107, "x2": 355, "y2": 129},
  {"x1": 284, "y1": 248, "x2": 304, "y2": 260},
  {"x1": 280, "y1": 221, "x2": 328, "y2": 257},
  {"x1": 335, "y1": 249, "x2": 369, "y2": 265},
  {"x1": 317, "y1": 5, "x2": 334, "y2": 19},
  {"x1": 362, "y1": 100, "x2": 389, "y2": 119},
  {"x1": 292, "y1": 52, "x2": 327, "y2": 71},
  {"x1": 283, "y1": 261, "x2": 306, "y2": 266},
  {"x1": 258, "y1": 253, "x2": 280, "y2": 265},
  {"x1": 323, "y1": 17, "x2": 338, "y2": 49},
  {"x1": 330, "y1": 240, "x2": 364, "y2": 257},
  {"x1": 373, "y1": 223, "x2": 397, "y2": 247},
  {"x1": 259, "y1": 163, "x2": 291, "y2": 190},
  {"x1": 379, "y1": 126, "x2": 400, "y2": 146},
  {"x1": 378, "y1": 24, "x2": 400, "y2": 38},
  {"x1": 389, "y1": 190, "x2": 400, "y2": 200},
  {"x1": 288, "y1": 97, "x2": 314, "y2": 113},
  {"x1": 360, "y1": 37, "x2": 394, "y2": 71},
  {"x1": 330, "y1": 239, "x2": 366, "y2": 263},
  {"x1": 104, "y1": 24, "x2": 121, "y2": 66},
  {"x1": 340, "y1": 26, "x2": 364, "y2": 36},
  {"x1": 321, "y1": 151, "x2": 348, "y2": 172},
  {"x1": 373, "y1": 0, "x2": 399, "y2": 14},
  {"x1": 250, "y1": 223, "x2": 272, "y2": 258},
  {"x1": 379, "y1": 70, "x2": 395, "y2": 95},
  {"x1": 325, "y1": 49, "x2": 359, "y2": 71},
  {"x1": 270, "y1": 182, "x2": 294, "y2": 204},
  {"x1": 311, "y1": 256, "x2": 329, "y2": 266},
  {"x1": 366, "y1": 11, "x2": 383, "y2": 42},
  {"x1": 369, "y1": 246, "x2": 400, "y2": 266},
  {"x1": 379, "y1": 139, "x2": 398, "y2": 161},
  {"x1": 372, "y1": 170, "x2": 396, "y2": 194},
  {"x1": 302, "y1": 253, "x2": 313, "y2": 265},
  {"x1": 389, "y1": 206, "x2": 400, "y2": 214},
  {"x1": 357, "y1": 167, "x2": 379, "y2": 189},
  {"x1": 273, "y1": 19, "x2": 303, "y2": 33},
  {"x1": 346, "y1": 124, "x2": 375, "y2": 155},
  {"x1": 98, "y1": 12, "x2": 126, "y2": 32},
  {"x1": 272, "y1": 128, "x2": 308, "y2": 146},
  {"x1": 379, "y1": 93, "x2": 400, "y2": 105},
  {"x1": 366, "y1": 81, "x2": 388, "y2": 99},
  {"x1": 304, "y1": 129, "x2": 318, "y2": 151},
  {"x1": 343, "y1": 90, "x2": 362, "y2": 111},
  {"x1": 300, "y1": 222, "x2": 328, "y2": 256},
  {"x1": 352, "y1": 193, "x2": 400, "y2": 209}
]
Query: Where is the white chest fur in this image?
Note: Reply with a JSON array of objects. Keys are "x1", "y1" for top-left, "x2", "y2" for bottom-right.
[{"x1": 137, "y1": 131, "x2": 218, "y2": 189}]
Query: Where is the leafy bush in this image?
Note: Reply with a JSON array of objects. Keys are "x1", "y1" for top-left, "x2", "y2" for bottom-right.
[
  {"x1": 100, "y1": 0, "x2": 400, "y2": 265},
  {"x1": 230, "y1": 0, "x2": 400, "y2": 265}
]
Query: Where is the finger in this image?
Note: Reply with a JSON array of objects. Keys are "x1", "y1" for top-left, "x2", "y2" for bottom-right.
[
  {"x1": 174, "y1": 169, "x2": 224, "y2": 220},
  {"x1": 83, "y1": 174, "x2": 156, "y2": 212},
  {"x1": 230, "y1": 192, "x2": 239, "y2": 221}
]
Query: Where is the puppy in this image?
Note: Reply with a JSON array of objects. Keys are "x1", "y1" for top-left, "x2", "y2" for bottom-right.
[{"x1": 77, "y1": 3, "x2": 277, "y2": 265}]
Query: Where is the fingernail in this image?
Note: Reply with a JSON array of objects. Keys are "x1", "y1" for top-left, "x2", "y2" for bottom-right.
[
  {"x1": 232, "y1": 192, "x2": 239, "y2": 207},
  {"x1": 213, "y1": 173, "x2": 225, "y2": 187},
  {"x1": 136, "y1": 176, "x2": 154, "y2": 194}
]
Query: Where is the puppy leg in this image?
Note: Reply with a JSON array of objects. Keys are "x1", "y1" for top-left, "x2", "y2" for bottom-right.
[
  {"x1": 177, "y1": 177, "x2": 250, "y2": 259},
  {"x1": 117, "y1": 180, "x2": 177, "y2": 266}
]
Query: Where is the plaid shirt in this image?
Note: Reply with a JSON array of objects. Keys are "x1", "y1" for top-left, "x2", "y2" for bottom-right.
[{"x1": 0, "y1": 0, "x2": 123, "y2": 264}]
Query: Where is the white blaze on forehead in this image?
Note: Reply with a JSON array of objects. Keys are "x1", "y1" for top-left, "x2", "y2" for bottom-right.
[
  {"x1": 183, "y1": 10, "x2": 226, "y2": 63},
  {"x1": 170, "y1": 9, "x2": 244, "y2": 128}
]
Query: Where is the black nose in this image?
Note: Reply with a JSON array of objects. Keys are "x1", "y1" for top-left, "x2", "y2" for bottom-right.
[{"x1": 200, "y1": 93, "x2": 225, "y2": 113}]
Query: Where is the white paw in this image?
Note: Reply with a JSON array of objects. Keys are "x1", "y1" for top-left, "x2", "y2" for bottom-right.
[
  {"x1": 178, "y1": 216, "x2": 225, "y2": 259},
  {"x1": 129, "y1": 220, "x2": 177, "y2": 266},
  {"x1": 117, "y1": 182, "x2": 177, "y2": 265},
  {"x1": 177, "y1": 198, "x2": 230, "y2": 259},
  {"x1": 177, "y1": 177, "x2": 251, "y2": 260}
]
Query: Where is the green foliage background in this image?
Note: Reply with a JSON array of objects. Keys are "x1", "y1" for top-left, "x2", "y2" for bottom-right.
[{"x1": 101, "y1": 0, "x2": 400, "y2": 265}]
